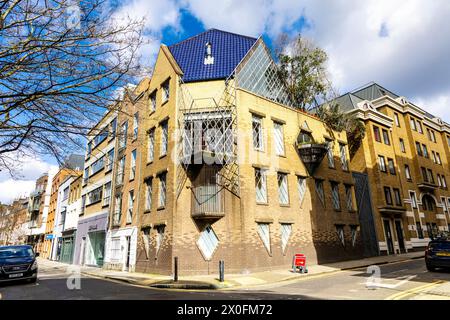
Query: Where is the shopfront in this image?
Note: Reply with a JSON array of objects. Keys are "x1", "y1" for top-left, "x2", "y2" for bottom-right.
[{"x1": 73, "y1": 213, "x2": 108, "y2": 267}]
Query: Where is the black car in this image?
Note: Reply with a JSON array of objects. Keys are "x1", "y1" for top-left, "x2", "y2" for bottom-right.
[
  {"x1": 0, "y1": 245, "x2": 38, "y2": 283},
  {"x1": 425, "y1": 235, "x2": 450, "y2": 271}
]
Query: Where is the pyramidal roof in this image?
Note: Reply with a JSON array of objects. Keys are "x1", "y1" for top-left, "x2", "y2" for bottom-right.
[{"x1": 168, "y1": 29, "x2": 257, "y2": 83}]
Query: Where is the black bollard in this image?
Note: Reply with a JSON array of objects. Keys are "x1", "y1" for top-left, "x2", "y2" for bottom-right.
[
  {"x1": 174, "y1": 256, "x2": 178, "y2": 282},
  {"x1": 219, "y1": 260, "x2": 224, "y2": 282}
]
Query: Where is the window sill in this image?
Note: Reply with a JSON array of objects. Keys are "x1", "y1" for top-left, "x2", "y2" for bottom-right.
[
  {"x1": 159, "y1": 154, "x2": 167, "y2": 159},
  {"x1": 348, "y1": 209, "x2": 357, "y2": 213},
  {"x1": 334, "y1": 209, "x2": 342, "y2": 212},
  {"x1": 101, "y1": 204, "x2": 110, "y2": 209},
  {"x1": 157, "y1": 206, "x2": 165, "y2": 211},
  {"x1": 161, "y1": 99, "x2": 169, "y2": 107},
  {"x1": 147, "y1": 161, "x2": 154, "y2": 166},
  {"x1": 86, "y1": 200, "x2": 101, "y2": 208},
  {"x1": 104, "y1": 168, "x2": 112, "y2": 174},
  {"x1": 256, "y1": 202, "x2": 269, "y2": 206},
  {"x1": 129, "y1": 177, "x2": 135, "y2": 182},
  {"x1": 279, "y1": 204, "x2": 290, "y2": 208},
  {"x1": 144, "y1": 209, "x2": 151, "y2": 214}
]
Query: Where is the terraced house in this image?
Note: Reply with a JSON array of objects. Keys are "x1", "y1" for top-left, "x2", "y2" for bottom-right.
[
  {"x1": 27, "y1": 173, "x2": 53, "y2": 255},
  {"x1": 74, "y1": 109, "x2": 118, "y2": 267},
  {"x1": 337, "y1": 83, "x2": 450, "y2": 256},
  {"x1": 103, "y1": 79, "x2": 150, "y2": 272},
  {"x1": 128, "y1": 29, "x2": 363, "y2": 275}
]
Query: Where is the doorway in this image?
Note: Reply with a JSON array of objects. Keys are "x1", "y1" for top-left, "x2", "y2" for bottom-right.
[
  {"x1": 125, "y1": 236, "x2": 131, "y2": 271},
  {"x1": 383, "y1": 219, "x2": 395, "y2": 255},
  {"x1": 394, "y1": 220, "x2": 406, "y2": 253}
]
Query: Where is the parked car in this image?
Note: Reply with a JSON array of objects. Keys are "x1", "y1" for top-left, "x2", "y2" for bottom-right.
[
  {"x1": 425, "y1": 234, "x2": 450, "y2": 272},
  {"x1": 0, "y1": 245, "x2": 38, "y2": 284}
]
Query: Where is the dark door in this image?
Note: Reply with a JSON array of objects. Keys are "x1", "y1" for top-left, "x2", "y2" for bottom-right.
[
  {"x1": 395, "y1": 220, "x2": 406, "y2": 253},
  {"x1": 352, "y1": 172, "x2": 379, "y2": 257},
  {"x1": 383, "y1": 220, "x2": 395, "y2": 255},
  {"x1": 125, "y1": 236, "x2": 131, "y2": 270}
]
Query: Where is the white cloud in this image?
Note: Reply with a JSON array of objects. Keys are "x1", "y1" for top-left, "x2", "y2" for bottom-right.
[
  {"x1": 111, "y1": 0, "x2": 182, "y2": 69},
  {"x1": 0, "y1": 179, "x2": 36, "y2": 204},
  {"x1": 183, "y1": 0, "x2": 304, "y2": 37},
  {"x1": 182, "y1": 0, "x2": 450, "y2": 122},
  {"x1": 0, "y1": 155, "x2": 58, "y2": 204}
]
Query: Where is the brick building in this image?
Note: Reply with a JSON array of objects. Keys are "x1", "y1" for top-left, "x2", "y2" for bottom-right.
[
  {"x1": 337, "y1": 83, "x2": 450, "y2": 255},
  {"x1": 115, "y1": 29, "x2": 364, "y2": 275}
]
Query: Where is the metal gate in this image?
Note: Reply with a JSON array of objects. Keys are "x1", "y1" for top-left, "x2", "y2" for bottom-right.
[{"x1": 352, "y1": 172, "x2": 379, "y2": 257}]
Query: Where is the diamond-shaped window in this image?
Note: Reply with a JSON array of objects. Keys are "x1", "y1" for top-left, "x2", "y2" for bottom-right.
[{"x1": 197, "y1": 225, "x2": 219, "y2": 260}]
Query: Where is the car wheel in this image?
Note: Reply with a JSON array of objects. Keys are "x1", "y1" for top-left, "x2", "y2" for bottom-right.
[{"x1": 426, "y1": 264, "x2": 436, "y2": 272}]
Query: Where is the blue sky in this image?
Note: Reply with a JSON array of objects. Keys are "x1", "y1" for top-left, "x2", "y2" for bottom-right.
[{"x1": 2, "y1": 0, "x2": 450, "y2": 203}]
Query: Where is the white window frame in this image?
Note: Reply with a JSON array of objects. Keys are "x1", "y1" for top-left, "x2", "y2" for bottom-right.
[
  {"x1": 252, "y1": 115, "x2": 264, "y2": 151},
  {"x1": 130, "y1": 149, "x2": 137, "y2": 180},
  {"x1": 113, "y1": 193, "x2": 122, "y2": 225},
  {"x1": 197, "y1": 225, "x2": 219, "y2": 261},
  {"x1": 158, "y1": 172, "x2": 167, "y2": 208},
  {"x1": 145, "y1": 178, "x2": 152, "y2": 211},
  {"x1": 378, "y1": 155, "x2": 386, "y2": 172},
  {"x1": 161, "y1": 80, "x2": 170, "y2": 103},
  {"x1": 331, "y1": 182, "x2": 341, "y2": 210},
  {"x1": 273, "y1": 121, "x2": 285, "y2": 156},
  {"x1": 340, "y1": 143, "x2": 348, "y2": 171},
  {"x1": 160, "y1": 121, "x2": 168, "y2": 157},
  {"x1": 327, "y1": 140, "x2": 335, "y2": 168},
  {"x1": 149, "y1": 91, "x2": 156, "y2": 113},
  {"x1": 345, "y1": 184, "x2": 354, "y2": 211},
  {"x1": 147, "y1": 128, "x2": 155, "y2": 163},
  {"x1": 297, "y1": 176, "x2": 306, "y2": 205},
  {"x1": 405, "y1": 164, "x2": 412, "y2": 180},
  {"x1": 315, "y1": 179, "x2": 325, "y2": 207},
  {"x1": 102, "y1": 182, "x2": 111, "y2": 206},
  {"x1": 255, "y1": 168, "x2": 267, "y2": 204},
  {"x1": 280, "y1": 223, "x2": 292, "y2": 253},
  {"x1": 399, "y1": 138, "x2": 406, "y2": 153},
  {"x1": 127, "y1": 190, "x2": 134, "y2": 224},
  {"x1": 155, "y1": 225, "x2": 165, "y2": 253},
  {"x1": 336, "y1": 225, "x2": 345, "y2": 246},
  {"x1": 133, "y1": 112, "x2": 138, "y2": 140},
  {"x1": 257, "y1": 223, "x2": 271, "y2": 254},
  {"x1": 277, "y1": 172, "x2": 289, "y2": 205}
]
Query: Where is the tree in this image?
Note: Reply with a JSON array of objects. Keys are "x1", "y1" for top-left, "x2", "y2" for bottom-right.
[
  {"x1": 0, "y1": 0, "x2": 145, "y2": 175},
  {"x1": 315, "y1": 102, "x2": 366, "y2": 159},
  {"x1": 276, "y1": 33, "x2": 365, "y2": 158},
  {"x1": 276, "y1": 33, "x2": 330, "y2": 111}
]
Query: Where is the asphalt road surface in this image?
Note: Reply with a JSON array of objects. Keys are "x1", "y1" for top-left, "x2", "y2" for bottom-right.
[{"x1": 0, "y1": 258, "x2": 448, "y2": 300}]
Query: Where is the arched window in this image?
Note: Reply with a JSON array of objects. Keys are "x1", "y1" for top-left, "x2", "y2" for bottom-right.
[{"x1": 422, "y1": 194, "x2": 436, "y2": 211}]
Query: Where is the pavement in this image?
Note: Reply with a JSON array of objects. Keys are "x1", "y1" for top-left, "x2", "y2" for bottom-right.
[{"x1": 36, "y1": 251, "x2": 425, "y2": 290}]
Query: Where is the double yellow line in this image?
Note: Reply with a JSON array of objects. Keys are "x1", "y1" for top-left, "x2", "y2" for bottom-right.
[{"x1": 386, "y1": 280, "x2": 446, "y2": 300}]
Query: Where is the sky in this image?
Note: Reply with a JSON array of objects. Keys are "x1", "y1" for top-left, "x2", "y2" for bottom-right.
[{"x1": 2, "y1": 0, "x2": 450, "y2": 204}]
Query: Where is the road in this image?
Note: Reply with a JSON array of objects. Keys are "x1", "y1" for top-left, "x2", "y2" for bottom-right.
[{"x1": 0, "y1": 258, "x2": 449, "y2": 300}]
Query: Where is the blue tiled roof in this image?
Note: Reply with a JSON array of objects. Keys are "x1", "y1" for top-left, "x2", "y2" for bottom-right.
[{"x1": 168, "y1": 29, "x2": 257, "y2": 83}]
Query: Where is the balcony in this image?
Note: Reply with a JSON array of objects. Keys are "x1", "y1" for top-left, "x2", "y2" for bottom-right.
[
  {"x1": 296, "y1": 143, "x2": 328, "y2": 176},
  {"x1": 190, "y1": 166, "x2": 224, "y2": 220},
  {"x1": 181, "y1": 111, "x2": 233, "y2": 166},
  {"x1": 417, "y1": 181, "x2": 438, "y2": 193}
]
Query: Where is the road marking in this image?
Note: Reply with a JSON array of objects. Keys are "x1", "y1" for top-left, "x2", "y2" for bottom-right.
[
  {"x1": 385, "y1": 280, "x2": 445, "y2": 300},
  {"x1": 365, "y1": 275, "x2": 417, "y2": 289}
]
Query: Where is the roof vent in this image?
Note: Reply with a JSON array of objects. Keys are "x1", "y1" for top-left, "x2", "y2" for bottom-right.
[{"x1": 204, "y1": 42, "x2": 214, "y2": 65}]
